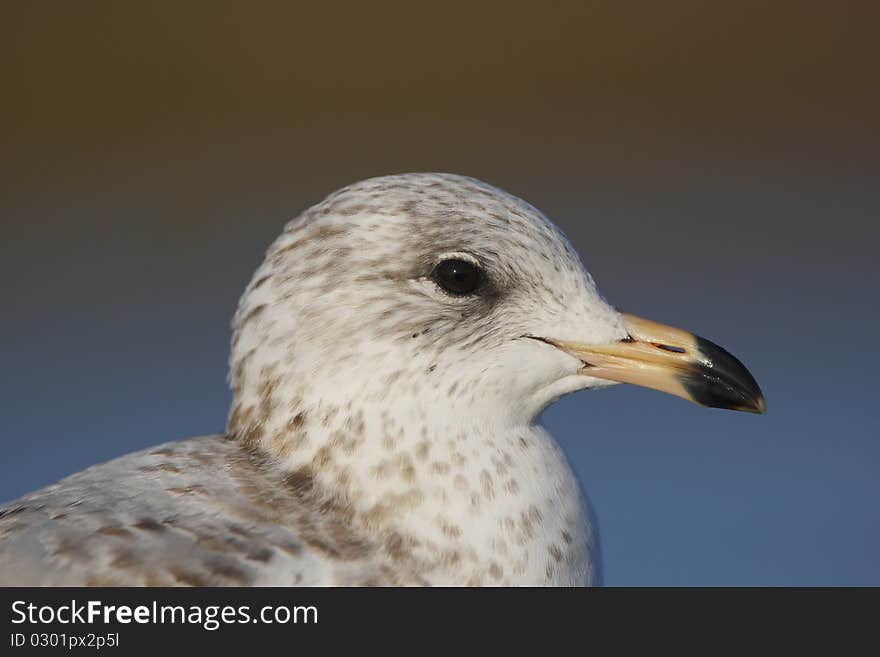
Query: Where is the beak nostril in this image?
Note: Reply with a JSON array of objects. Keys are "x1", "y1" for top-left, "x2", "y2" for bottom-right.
[{"x1": 655, "y1": 343, "x2": 686, "y2": 354}]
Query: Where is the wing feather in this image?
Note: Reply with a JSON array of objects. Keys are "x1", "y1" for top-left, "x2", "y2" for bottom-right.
[{"x1": 0, "y1": 435, "x2": 401, "y2": 585}]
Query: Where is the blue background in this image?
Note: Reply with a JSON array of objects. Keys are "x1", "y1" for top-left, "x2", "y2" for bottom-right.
[{"x1": 2, "y1": 2, "x2": 877, "y2": 585}]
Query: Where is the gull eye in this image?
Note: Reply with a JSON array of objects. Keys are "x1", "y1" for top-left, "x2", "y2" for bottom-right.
[{"x1": 431, "y1": 259, "x2": 482, "y2": 296}]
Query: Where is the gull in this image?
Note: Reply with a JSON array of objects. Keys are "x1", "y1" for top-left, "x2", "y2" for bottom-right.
[{"x1": 0, "y1": 173, "x2": 764, "y2": 586}]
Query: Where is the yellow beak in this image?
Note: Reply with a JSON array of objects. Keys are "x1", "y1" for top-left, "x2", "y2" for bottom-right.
[{"x1": 536, "y1": 313, "x2": 765, "y2": 413}]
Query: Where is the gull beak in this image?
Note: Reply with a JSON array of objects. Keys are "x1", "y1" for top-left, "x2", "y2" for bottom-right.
[{"x1": 542, "y1": 313, "x2": 765, "y2": 413}]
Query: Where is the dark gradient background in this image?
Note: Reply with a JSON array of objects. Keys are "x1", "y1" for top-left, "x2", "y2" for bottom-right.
[{"x1": 2, "y1": 3, "x2": 877, "y2": 585}]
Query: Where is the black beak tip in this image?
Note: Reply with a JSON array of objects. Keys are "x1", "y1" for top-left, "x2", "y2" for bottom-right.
[
  {"x1": 683, "y1": 336, "x2": 766, "y2": 415},
  {"x1": 738, "y1": 394, "x2": 767, "y2": 415}
]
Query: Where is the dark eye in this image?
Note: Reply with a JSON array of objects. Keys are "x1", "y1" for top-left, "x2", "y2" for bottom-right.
[{"x1": 431, "y1": 259, "x2": 482, "y2": 296}]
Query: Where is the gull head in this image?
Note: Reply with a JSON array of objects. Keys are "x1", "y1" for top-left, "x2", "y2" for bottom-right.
[{"x1": 228, "y1": 172, "x2": 763, "y2": 445}]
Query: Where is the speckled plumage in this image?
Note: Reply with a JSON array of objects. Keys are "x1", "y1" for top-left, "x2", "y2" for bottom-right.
[{"x1": 1, "y1": 173, "x2": 631, "y2": 586}]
